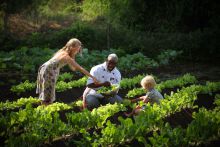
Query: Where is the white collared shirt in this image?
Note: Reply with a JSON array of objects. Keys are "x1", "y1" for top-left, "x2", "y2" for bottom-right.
[{"x1": 85, "y1": 62, "x2": 121, "y2": 97}]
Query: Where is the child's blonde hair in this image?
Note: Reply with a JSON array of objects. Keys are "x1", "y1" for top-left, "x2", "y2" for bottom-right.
[{"x1": 140, "y1": 75, "x2": 156, "y2": 89}]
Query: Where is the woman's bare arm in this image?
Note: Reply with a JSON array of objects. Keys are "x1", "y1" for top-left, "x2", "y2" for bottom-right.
[{"x1": 66, "y1": 56, "x2": 99, "y2": 83}]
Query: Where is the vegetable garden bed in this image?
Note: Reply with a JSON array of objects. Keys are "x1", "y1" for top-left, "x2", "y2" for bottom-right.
[{"x1": 0, "y1": 74, "x2": 219, "y2": 146}]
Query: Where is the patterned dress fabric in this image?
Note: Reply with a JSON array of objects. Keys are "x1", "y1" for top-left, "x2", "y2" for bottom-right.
[{"x1": 36, "y1": 58, "x2": 66, "y2": 102}]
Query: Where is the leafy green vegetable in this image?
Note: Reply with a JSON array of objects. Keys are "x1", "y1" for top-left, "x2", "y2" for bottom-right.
[{"x1": 97, "y1": 84, "x2": 119, "y2": 95}]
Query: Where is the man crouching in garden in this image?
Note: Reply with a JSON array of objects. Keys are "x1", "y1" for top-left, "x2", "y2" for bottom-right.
[{"x1": 82, "y1": 54, "x2": 123, "y2": 110}]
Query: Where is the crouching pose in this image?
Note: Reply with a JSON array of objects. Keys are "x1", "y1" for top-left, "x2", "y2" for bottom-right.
[
  {"x1": 125, "y1": 75, "x2": 163, "y2": 116},
  {"x1": 83, "y1": 54, "x2": 123, "y2": 110}
]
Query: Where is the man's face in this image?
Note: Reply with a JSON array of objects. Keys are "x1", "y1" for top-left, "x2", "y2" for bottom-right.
[{"x1": 106, "y1": 59, "x2": 117, "y2": 71}]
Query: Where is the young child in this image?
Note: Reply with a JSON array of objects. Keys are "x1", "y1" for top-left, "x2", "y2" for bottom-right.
[{"x1": 125, "y1": 75, "x2": 163, "y2": 116}]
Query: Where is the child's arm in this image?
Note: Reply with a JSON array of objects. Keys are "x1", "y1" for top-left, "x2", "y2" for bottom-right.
[
  {"x1": 131, "y1": 96, "x2": 146, "y2": 103},
  {"x1": 124, "y1": 106, "x2": 142, "y2": 117},
  {"x1": 143, "y1": 96, "x2": 149, "y2": 103}
]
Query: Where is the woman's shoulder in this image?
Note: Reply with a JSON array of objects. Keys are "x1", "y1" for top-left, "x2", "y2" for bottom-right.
[{"x1": 56, "y1": 51, "x2": 71, "y2": 60}]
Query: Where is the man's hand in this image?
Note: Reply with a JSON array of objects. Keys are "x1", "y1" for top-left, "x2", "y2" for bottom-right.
[
  {"x1": 87, "y1": 81, "x2": 110, "y2": 88},
  {"x1": 83, "y1": 100, "x2": 87, "y2": 109},
  {"x1": 102, "y1": 81, "x2": 111, "y2": 87},
  {"x1": 102, "y1": 93, "x2": 112, "y2": 98}
]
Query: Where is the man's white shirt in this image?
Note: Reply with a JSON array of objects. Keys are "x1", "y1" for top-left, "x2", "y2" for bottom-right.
[{"x1": 85, "y1": 62, "x2": 121, "y2": 97}]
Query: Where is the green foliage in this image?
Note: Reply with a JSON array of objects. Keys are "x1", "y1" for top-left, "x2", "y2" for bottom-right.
[
  {"x1": 66, "y1": 103, "x2": 126, "y2": 134},
  {"x1": 1, "y1": 80, "x2": 220, "y2": 146},
  {"x1": 26, "y1": 22, "x2": 106, "y2": 50},
  {"x1": 0, "y1": 103, "x2": 70, "y2": 147},
  {"x1": 76, "y1": 48, "x2": 108, "y2": 70},
  {"x1": 186, "y1": 108, "x2": 220, "y2": 145},
  {"x1": 24, "y1": 26, "x2": 220, "y2": 61},
  {"x1": 57, "y1": 72, "x2": 73, "y2": 82},
  {"x1": 1, "y1": 0, "x2": 220, "y2": 145},
  {"x1": 1, "y1": 0, "x2": 219, "y2": 60},
  {"x1": 214, "y1": 94, "x2": 220, "y2": 107},
  {"x1": 10, "y1": 80, "x2": 36, "y2": 94},
  {"x1": 56, "y1": 76, "x2": 87, "y2": 92},
  {"x1": 118, "y1": 52, "x2": 159, "y2": 70},
  {"x1": 0, "y1": 47, "x2": 54, "y2": 73},
  {"x1": 148, "y1": 123, "x2": 186, "y2": 146},
  {"x1": 127, "y1": 73, "x2": 197, "y2": 98},
  {"x1": 120, "y1": 74, "x2": 145, "y2": 89},
  {"x1": 126, "y1": 88, "x2": 146, "y2": 98},
  {"x1": 77, "y1": 48, "x2": 159, "y2": 71},
  {"x1": 157, "y1": 73, "x2": 197, "y2": 91},
  {"x1": 38, "y1": 0, "x2": 81, "y2": 17},
  {"x1": 0, "y1": 97, "x2": 40, "y2": 111},
  {"x1": 97, "y1": 84, "x2": 119, "y2": 95},
  {"x1": 82, "y1": 0, "x2": 220, "y2": 32},
  {"x1": 157, "y1": 49, "x2": 183, "y2": 65},
  {"x1": 149, "y1": 107, "x2": 220, "y2": 147},
  {"x1": 93, "y1": 82, "x2": 220, "y2": 146},
  {"x1": 81, "y1": 0, "x2": 110, "y2": 21},
  {"x1": 97, "y1": 118, "x2": 135, "y2": 146},
  {"x1": 10, "y1": 74, "x2": 87, "y2": 94},
  {"x1": 11, "y1": 74, "x2": 146, "y2": 94},
  {"x1": 36, "y1": 102, "x2": 72, "y2": 112},
  {"x1": 202, "y1": 81, "x2": 220, "y2": 94}
]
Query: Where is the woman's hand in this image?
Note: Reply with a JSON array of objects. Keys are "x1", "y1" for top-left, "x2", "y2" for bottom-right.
[{"x1": 92, "y1": 77, "x2": 100, "y2": 84}]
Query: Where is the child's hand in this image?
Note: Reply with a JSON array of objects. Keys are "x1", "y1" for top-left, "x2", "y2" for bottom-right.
[
  {"x1": 139, "y1": 96, "x2": 146, "y2": 100},
  {"x1": 131, "y1": 96, "x2": 145, "y2": 103},
  {"x1": 143, "y1": 97, "x2": 149, "y2": 103},
  {"x1": 135, "y1": 105, "x2": 141, "y2": 109},
  {"x1": 130, "y1": 99, "x2": 136, "y2": 103}
]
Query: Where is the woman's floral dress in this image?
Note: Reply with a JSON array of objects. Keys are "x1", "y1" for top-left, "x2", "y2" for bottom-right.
[{"x1": 36, "y1": 58, "x2": 66, "y2": 102}]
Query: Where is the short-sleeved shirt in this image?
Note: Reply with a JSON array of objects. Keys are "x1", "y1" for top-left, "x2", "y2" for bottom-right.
[
  {"x1": 86, "y1": 62, "x2": 121, "y2": 97},
  {"x1": 146, "y1": 88, "x2": 163, "y2": 105}
]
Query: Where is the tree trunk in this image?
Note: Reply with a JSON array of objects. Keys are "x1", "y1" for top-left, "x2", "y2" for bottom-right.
[
  {"x1": 107, "y1": 22, "x2": 110, "y2": 50},
  {"x1": 2, "y1": 8, "x2": 9, "y2": 36},
  {"x1": 3, "y1": 12, "x2": 7, "y2": 32}
]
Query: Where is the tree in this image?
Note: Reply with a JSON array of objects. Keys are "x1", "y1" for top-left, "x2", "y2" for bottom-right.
[{"x1": 0, "y1": 0, "x2": 37, "y2": 35}]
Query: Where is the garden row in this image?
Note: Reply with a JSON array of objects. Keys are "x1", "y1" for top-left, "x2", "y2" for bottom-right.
[
  {"x1": 3, "y1": 74, "x2": 196, "y2": 111},
  {"x1": 74, "y1": 82, "x2": 220, "y2": 146},
  {"x1": 0, "y1": 77, "x2": 219, "y2": 146},
  {"x1": 11, "y1": 73, "x2": 195, "y2": 95}
]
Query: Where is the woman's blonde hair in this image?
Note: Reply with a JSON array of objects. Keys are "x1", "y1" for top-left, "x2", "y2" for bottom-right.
[
  {"x1": 140, "y1": 75, "x2": 156, "y2": 89},
  {"x1": 55, "y1": 38, "x2": 82, "y2": 56}
]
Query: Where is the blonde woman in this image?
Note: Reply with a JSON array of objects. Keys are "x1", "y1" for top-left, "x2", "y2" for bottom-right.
[
  {"x1": 36, "y1": 38, "x2": 99, "y2": 105},
  {"x1": 125, "y1": 75, "x2": 163, "y2": 116}
]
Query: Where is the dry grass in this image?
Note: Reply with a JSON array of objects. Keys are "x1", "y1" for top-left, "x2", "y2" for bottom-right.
[{"x1": 7, "y1": 14, "x2": 74, "y2": 39}]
